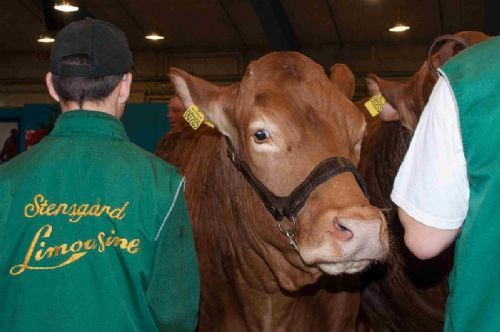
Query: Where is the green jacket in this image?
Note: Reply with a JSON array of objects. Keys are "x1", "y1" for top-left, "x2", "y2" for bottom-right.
[
  {"x1": 441, "y1": 36, "x2": 500, "y2": 331},
  {"x1": 0, "y1": 110, "x2": 200, "y2": 331}
]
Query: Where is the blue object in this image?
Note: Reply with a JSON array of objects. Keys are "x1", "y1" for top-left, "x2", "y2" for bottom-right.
[{"x1": 0, "y1": 103, "x2": 169, "y2": 153}]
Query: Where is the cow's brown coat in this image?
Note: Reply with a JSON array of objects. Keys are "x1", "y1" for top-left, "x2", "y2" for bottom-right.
[{"x1": 157, "y1": 52, "x2": 388, "y2": 331}]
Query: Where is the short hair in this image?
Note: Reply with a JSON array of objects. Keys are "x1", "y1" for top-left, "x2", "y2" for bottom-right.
[{"x1": 51, "y1": 54, "x2": 124, "y2": 108}]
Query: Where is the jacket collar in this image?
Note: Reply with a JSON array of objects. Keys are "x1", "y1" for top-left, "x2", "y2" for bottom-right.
[{"x1": 50, "y1": 110, "x2": 129, "y2": 140}]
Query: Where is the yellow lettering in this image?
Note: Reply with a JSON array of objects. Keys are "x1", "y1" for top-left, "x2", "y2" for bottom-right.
[
  {"x1": 24, "y1": 194, "x2": 44, "y2": 218},
  {"x1": 45, "y1": 203, "x2": 57, "y2": 216},
  {"x1": 10, "y1": 225, "x2": 141, "y2": 276},
  {"x1": 44, "y1": 244, "x2": 69, "y2": 258},
  {"x1": 98, "y1": 205, "x2": 111, "y2": 217},
  {"x1": 87, "y1": 204, "x2": 101, "y2": 217},
  {"x1": 68, "y1": 204, "x2": 88, "y2": 223},
  {"x1": 23, "y1": 195, "x2": 129, "y2": 223},
  {"x1": 110, "y1": 202, "x2": 129, "y2": 220},
  {"x1": 97, "y1": 232, "x2": 106, "y2": 252},
  {"x1": 69, "y1": 241, "x2": 83, "y2": 252},
  {"x1": 54, "y1": 203, "x2": 68, "y2": 215},
  {"x1": 127, "y1": 239, "x2": 141, "y2": 254},
  {"x1": 83, "y1": 239, "x2": 97, "y2": 250},
  {"x1": 67, "y1": 204, "x2": 78, "y2": 219},
  {"x1": 78, "y1": 204, "x2": 89, "y2": 216},
  {"x1": 112, "y1": 237, "x2": 128, "y2": 249},
  {"x1": 105, "y1": 229, "x2": 116, "y2": 246},
  {"x1": 34, "y1": 241, "x2": 47, "y2": 261},
  {"x1": 10, "y1": 224, "x2": 52, "y2": 275},
  {"x1": 38, "y1": 200, "x2": 48, "y2": 215}
]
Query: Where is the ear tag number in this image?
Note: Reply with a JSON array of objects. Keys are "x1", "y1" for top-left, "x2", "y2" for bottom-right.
[
  {"x1": 183, "y1": 104, "x2": 214, "y2": 130},
  {"x1": 364, "y1": 95, "x2": 386, "y2": 117}
]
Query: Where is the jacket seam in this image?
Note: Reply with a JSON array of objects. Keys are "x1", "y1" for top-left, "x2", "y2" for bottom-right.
[{"x1": 155, "y1": 177, "x2": 185, "y2": 241}]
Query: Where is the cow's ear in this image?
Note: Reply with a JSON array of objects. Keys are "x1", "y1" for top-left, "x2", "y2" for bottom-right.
[
  {"x1": 365, "y1": 73, "x2": 402, "y2": 122},
  {"x1": 168, "y1": 67, "x2": 238, "y2": 137},
  {"x1": 330, "y1": 64, "x2": 355, "y2": 100},
  {"x1": 432, "y1": 38, "x2": 469, "y2": 69},
  {"x1": 365, "y1": 73, "x2": 418, "y2": 130},
  {"x1": 436, "y1": 42, "x2": 464, "y2": 67},
  {"x1": 430, "y1": 32, "x2": 490, "y2": 73}
]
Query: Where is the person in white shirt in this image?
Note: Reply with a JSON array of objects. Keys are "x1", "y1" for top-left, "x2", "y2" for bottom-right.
[
  {"x1": 391, "y1": 75, "x2": 468, "y2": 259},
  {"x1": 393, "y1": 35, "x2": 500, "y2": 331}
]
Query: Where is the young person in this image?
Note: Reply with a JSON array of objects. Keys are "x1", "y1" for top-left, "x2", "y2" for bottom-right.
[
  {"x1": 0, "y1": 18, "x2": 199, "y2": 331},
  {"x1": 392, "y1": 36, "x2": 500, "y2": 331}
]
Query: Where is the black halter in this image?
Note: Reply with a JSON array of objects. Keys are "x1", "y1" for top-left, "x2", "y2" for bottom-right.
[{"x1": 225, "y1": 137, "x2": 369, "y2": 253}]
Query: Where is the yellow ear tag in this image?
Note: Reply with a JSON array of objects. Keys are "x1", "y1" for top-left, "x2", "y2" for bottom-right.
[
  {"x1": 364, "y1": 94, "x2": 386, "y2": 117},
  {"x1": 183, "y1": 104, "x2": 215, "y2": 130},
  {"x1": 204, "y1": 119, "x2": 215, "y2": 128}
]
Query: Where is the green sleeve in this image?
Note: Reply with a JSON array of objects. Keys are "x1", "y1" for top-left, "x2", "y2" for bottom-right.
[{"x1": 146, "y1": 188, "x2": 200, "y2": 332}]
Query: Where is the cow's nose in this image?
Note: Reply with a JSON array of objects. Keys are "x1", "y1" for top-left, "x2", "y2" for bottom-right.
[
  {"x1": 334, "y1": 216, "x2": 387, "y2": 261},
  {"x1": 333, "y1": 217, "x2": 354, "y2": 241}
]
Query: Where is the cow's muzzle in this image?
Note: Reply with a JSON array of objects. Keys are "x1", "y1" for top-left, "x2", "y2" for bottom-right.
[{"x1": 225, "y1": 136, "x2": 369, "y2": 254}]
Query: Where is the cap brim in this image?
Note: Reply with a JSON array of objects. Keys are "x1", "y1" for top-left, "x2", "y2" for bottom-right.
[{"x1": 130, "y1": 64, "x2": 140, "y2": 75}]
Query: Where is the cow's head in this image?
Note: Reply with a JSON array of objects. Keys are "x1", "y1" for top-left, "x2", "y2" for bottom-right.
[
  {"x1": 169, "y1": 52, "x2": 388, "y2": 279},
  {"x1": 365, "y1": 31, "x2": 489, "y2": 130}
]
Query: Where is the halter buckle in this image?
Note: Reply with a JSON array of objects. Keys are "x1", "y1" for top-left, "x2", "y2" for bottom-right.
[{"x1": 277, "y1": 216, "x2": 299, "y2": 253}]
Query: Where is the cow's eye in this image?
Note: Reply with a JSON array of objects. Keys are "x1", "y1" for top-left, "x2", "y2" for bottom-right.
[{"x1": 254, "y1": 130, "x2": 270, "y2": 142}]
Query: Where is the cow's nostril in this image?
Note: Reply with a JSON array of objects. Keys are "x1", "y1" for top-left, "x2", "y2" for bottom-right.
[{"x1": 334, "y1": 217, "x2": 353, "y2": 241}]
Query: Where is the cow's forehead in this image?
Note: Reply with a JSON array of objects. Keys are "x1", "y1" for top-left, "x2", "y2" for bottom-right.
[
  {"x1": 237, "y1": 52, "x2": 333, "y2": 111},
  {"x1": 243, "y1": 52, "x2": 326, "y2": 84},
  {"x1": 230, "y1": 52, "x2": 364, "y2": 136}
]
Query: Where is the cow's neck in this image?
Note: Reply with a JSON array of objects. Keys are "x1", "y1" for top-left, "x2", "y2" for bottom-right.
[
  {"x1": 165, "y1": 127, "x2": 358, "y2": 331},
  {"x1": 185, "y1": 129, "x2": 319, "y2": 292}
]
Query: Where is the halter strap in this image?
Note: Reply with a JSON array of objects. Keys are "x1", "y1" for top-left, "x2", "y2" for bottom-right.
[{"x1": 225, "y1": 137, "x2": 369, "y2": 253}]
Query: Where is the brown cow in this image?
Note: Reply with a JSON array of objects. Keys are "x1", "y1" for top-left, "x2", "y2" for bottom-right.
[
  {"x1": 157, "y1": 52, "x2": 388, "y2": 331},
  {"x1": 357, "y1": 31, "x2": 490, "y2": 332}
]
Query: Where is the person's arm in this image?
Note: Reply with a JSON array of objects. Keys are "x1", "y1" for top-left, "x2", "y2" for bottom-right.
[
  {"x1": 147, "y1": 178, "x2": 200, "y2": 332},
  {"x1": 391, "y1": 76, "x2": 469, "y2": 260},
  {"x1": 398, "y1": 208, "x2": 459, "y2": 260}
]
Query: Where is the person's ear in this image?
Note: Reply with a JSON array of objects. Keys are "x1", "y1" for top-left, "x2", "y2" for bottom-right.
[
  {"x1": 45, "y1": 72, "x2": 60, "y2": 102},
  {"x1": 118, "y1": 72, "x2": 132, "y2": 104}
]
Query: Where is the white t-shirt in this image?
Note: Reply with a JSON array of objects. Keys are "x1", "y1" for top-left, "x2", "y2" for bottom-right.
[{"x1": 391, "y1": 74, "x2": 469, "y2": 230}]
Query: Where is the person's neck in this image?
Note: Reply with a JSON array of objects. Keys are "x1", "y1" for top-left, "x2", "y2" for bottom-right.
[{"x1": 60, "y1": 101, "x2": 121, "y2": 118}]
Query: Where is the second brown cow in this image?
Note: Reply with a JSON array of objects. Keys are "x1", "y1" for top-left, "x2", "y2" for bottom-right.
[{"x1": 357, "y1": 31, "x2": 490, "y2": 332}]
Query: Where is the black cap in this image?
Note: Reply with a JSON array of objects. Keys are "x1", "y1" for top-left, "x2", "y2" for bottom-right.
[{"x1": 50, "y1": 18, "x2": 134, "y2": 78}]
